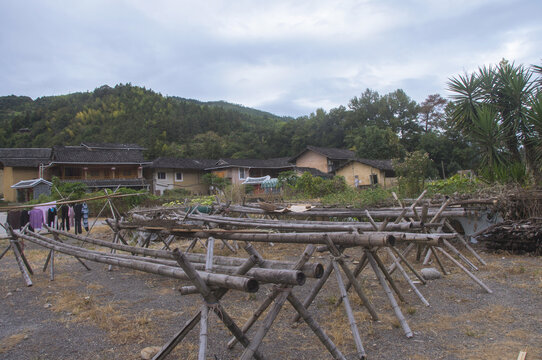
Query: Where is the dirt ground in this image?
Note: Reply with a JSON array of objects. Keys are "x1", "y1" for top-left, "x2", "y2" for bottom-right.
[{"x1": 0, "y1": 228, "x2": 541, "y2": 360}]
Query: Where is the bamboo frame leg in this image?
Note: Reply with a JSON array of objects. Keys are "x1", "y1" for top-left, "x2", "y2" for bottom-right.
[
  {"x1": 108, "y1": 233, "x2": 120, "y2": 272},
  {"x1": 324, "y1": 236, "x2": 378, "y2": 320},
  {"x1": 186, "y1": 238, "x2": 198, "y2": 252},
  {"x1": 430, "y1": 246, "x2": 449, "y2": 275},
  {"x1": 291, "y1": 259, "x2": 334, "y2": 324},
  {"x1": 51, "y1": 232, "x2": 90, "y2": 271},
  {"x1": 14, "y1": 240, "x2": 33, "y2": 275},
  {"x1": 10, "y1": 240, "x2": 32, "y2": 287},
  {"x1": 0, "y1": 244, "x2": 11, "y2": 260},
  {"x1": 332, "y1": 260, "x2": 366, "y2": 360},
  {"x1": 336, "y1": 253, "x2": 368, "y2": 308},
  {"x1": 444, "y1": 220, "x2": 487, "y2": 266},
  {"x1": 198, "y1": 237, "x2": 214, "y2": 360},
  {"x1": 386, "y1": 248, "x2": 429, "y2": 306},
  {"x1": 240, "y1": 290, "x2": 290, "y2": 360},
  {"x1": 43, "y1": 250, "x2": 53, "y2": 272},
  {"x1": 230, "y1": 245, "x2": 317, "y2": 349},
  {"x1": 153, "y1": 255, "x2": 258, "y2": 360},
  {"x1": 365, "y1": 252, "x2": 412, "y2": 338},
  {"x1": 390, "y1": 246, "x2": 426, "y2": 285},
  {"x1": 287, "y1": 293, "x2": 347, "y2": 360},
  {"x1": 423, "y1": 247, "x2": 432, "y2": 265},
  {"x1": 388, "y1": 243, "x2": 415, "y2": 275},
  {"x1": 49, "y1": 249, "x2": 55, "y2": 281},
  {"x1": 435, "y1": 247, "x2": 493, "y2": 294},
  {"x1": 370, "y1": 250, "x2": 406, "y2": 303},
  {"x1": 220, "y1": 239, "x2": 237, "y2": 253},
  {"x1": 172, "y1": 249, "x2": 266, "y2": 360},
  {"x1": 442, "y1": 239, "x2": 478, "y2": 271}
]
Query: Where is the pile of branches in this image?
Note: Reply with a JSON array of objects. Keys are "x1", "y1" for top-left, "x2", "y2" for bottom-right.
[{"x1": 475, "y1": 218, "x2": 542, "y2": 255}]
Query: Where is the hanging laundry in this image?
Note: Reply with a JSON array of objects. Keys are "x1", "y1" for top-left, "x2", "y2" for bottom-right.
[
  {"x1": 7, "y1": 210, "x2": 21, "y2": 230},
  {"x1": 20, "y1": 209, "x2": 30, "y2": 228},
  {"x1": 29, "y1": 208, "x2": 44, "y2": 230},
  {"x1": 60, "y1": 204, "x2": 70, "y2": 231},
  {"x1": 73, "y1": 203, "x2": 83, "y2": 235},
  {"x1": 47, "y1": 207, "x2": 57, "y2": 227},
  {"x1": 82, "y1": 202, "x2": 89, "y2": 232},
  {"x1": 69, "y1": 205, "x2": 75, "y2": 228}
]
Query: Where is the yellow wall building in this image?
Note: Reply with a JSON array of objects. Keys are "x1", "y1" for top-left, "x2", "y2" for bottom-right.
[{"x1": 336, "y1": 160, "x2": 396, "y2": 189}]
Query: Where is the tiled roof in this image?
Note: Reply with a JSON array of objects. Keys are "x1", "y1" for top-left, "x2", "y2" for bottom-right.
[
  {"x1": 207, "y1": 157, "x2": 294, "y2": 170},
  {"x1": 11, "y1": 178, "x2": 52, "y2": 189},
  {"x1": 81, "y1": 143, "x2": 145, "y2": 150},
  {"x1": 0, "y1": 148, "x2": 52, "y2": 167},
  {"x1": 152, "y1": 157, "x2": 217, "y2": 170},
  {"x1": 51, "y1": 144, "x2": 146, "y2": 164},
  {"x1": 289, "y1": 146, "x2": 356, "y2": 162}
]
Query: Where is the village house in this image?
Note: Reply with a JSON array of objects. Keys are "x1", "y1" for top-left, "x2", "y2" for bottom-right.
[
  {"x1": 149, "y1": 157, "x2": 216, "y2": 196},
  {"x1": 290, "y1": 145, "x2": 396, "y2": 188},
  {"x1": 206, "y1": 158, "x2": 295, "y2": 185},
  {"x1": 335, "y1": 158, "x2": 396, "y2": 188},
  {"x1": 0, "y1": 148, "x2": 52, "y2": 202},
  {"x1": 45, "y1": 143, "x2": 150, "y2": 191}
]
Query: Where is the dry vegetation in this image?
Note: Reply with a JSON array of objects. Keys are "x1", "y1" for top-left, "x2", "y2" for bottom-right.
[{"x1": 1, "y1": 233, "x2": 541, "y2": 360}]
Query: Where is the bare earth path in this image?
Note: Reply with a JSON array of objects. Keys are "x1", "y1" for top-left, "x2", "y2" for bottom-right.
[{"x1": 1, "y1": 235, "x2": 541, "y2": 360}]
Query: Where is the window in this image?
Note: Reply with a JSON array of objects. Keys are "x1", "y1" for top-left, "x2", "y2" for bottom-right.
[
  {"x1": 239, "y1": 168, "x2": 246, "y2": 180},
  {"x1": 370, "y1": 174, "x2": 378, "y2": 185},
  {"x1": 123, "y1": 169, "x2": 132, "y2": 176},
  {"x1": 89, "y1": 169, "x2": 100, "y2": 178},
  {"x1": 157, "y1": 172, "x2": 166, "y2": 180},
  {"x1": 175, "y1": 172, "x2": 183, "y2": 181}
]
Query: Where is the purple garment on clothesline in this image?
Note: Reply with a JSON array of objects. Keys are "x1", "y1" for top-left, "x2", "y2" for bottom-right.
[
  {"x1": 34, "y1": 201, "x2": 57, "y2": 224},
  {"x1": 29, "y1": 209, "x2": 44, "y2": 230}
]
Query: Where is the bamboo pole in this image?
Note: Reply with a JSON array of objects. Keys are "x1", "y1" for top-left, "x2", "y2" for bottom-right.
[
  {"x1": 227, "y1": 245, "x2": 317, "y2": 349},
  {"x1": 0, "y1": 244, "x2": 11, "y2": 261},
  {"x1": 171, "y1": 248, "x2": 266, "y2": 360},
  {"x1": 386, "y1": 248, "x2": 429, "y2": 306},
  {"x1": 365, "y1": 252, "x2": 412, "y2": 338},
  {"x1": 10, "y1": 240, "x2": 33, "y2": 287},
  {"x1": 291, "y1": 258, "x2": 334, "y2": 324},
  {"x1": 332, "y1": 260, "x2": 367, "y2": 359},
  {"x1": 442, "y1": 239, "x2": 478, "y2": 271},
  {"x1": 443, "y1": 220, "x2": 487, "y2": 266},
  {"x1": 389, "y1": 245, "x2": 426, "y2": 284},
  {"x1": 430, "y1": 246, "x2": 449, "y2": 275},
  {"x1": 324, "y1": 235, "x2": 378, "y2": 320},
  {"x1": 198, "y1": 237, "x2": 214, "y2": 360},
  {"x1": 15, "y1": 232, "x2": 259, "y2": 293},
  {"x1": 153, "y1": 255, "x2": 258, "y2": 360},
  {"x1": 45, "y1": 226, "x2": 322, "y2": 279},
  {"x1": 370, "y1": 250, "x2": 406, "y2": 303},
  {"x1": 435, "y1": 247, "x2": 493, "y2": 294}
]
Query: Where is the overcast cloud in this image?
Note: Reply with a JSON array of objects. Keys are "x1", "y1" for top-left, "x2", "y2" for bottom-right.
[{"x1": 1, "y1": 0, "x2": 541, "y2": 116}]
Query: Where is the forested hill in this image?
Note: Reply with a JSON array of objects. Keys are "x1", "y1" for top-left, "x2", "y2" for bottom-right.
[{"x1": 0, "y1": 83, "x2": 478, "y2": 176}]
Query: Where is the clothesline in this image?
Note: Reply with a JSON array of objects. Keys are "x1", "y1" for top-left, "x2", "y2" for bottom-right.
[{"x1": 0, "y1": 192, "x2": 146, "y2": 212}]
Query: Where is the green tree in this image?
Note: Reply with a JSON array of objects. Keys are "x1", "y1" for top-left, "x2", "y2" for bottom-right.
[{"x1": 448, "y1": 60, "x2": 542, "y2": 179}]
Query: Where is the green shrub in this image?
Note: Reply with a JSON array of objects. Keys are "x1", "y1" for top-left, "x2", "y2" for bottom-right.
[
  {"x1": 393, "y1": 151, "x2": 433, "y2": 197},
  {"x1": 163, "y1": 188, "x2": 192, "y2": 199},
  {"x1": 425, "y1": 174, "x2": 482, "y2": 196},
  {"x1": 293, "y1": 172, "x2": 347, "y2": 198},
  {"x1": 321, "y1": 186, "x2": 393, "y2": 207}
]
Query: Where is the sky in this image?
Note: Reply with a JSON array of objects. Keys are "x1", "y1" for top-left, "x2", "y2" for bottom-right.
[{"x1": 1, "y1": 0, "x2": 541, "y2": 117}]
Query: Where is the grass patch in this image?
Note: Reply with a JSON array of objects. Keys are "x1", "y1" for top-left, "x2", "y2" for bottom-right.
[{"x1": 0, "y1": 330, "x2": 31, "y2": 354}]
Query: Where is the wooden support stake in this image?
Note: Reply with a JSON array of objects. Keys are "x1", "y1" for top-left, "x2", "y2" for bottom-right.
[
  {"x1": 49, "y1": 249, "x2": 55, "y2": 281},
  {"x1": 388, "y1": 243, "x2": 416, "y2": 275},
  {"x1": 366, "y1": 252, "x2": 412, "y2": 338},
  {"x1": 442, "y1": 239, "x2": 478, "y2": 271}
]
